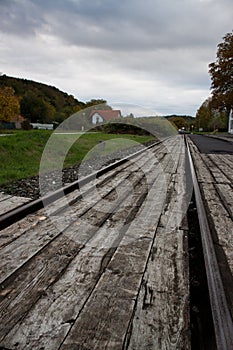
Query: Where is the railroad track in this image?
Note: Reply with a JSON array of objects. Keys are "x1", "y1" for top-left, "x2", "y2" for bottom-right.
[
  {"x1": 0, "y1": 135, "x2": 191, "y2": 349},
  {"x1": 187, "y1": 135, "x2": 233, "y2": 350},
  {"x1": 0, "y1": 134, "x2": 232, "y2": 349},
  {"x1": 0, "y1": 139, "x2": 162, "y2": 231}
]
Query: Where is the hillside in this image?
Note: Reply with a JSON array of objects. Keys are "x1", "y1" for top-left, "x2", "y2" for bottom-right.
[
  {"x1": 165, "y1": 114, "x2": 195, "y2": 130},
  {"x1": 0, "y1": 75, "x2": 105, "y2": 124}
]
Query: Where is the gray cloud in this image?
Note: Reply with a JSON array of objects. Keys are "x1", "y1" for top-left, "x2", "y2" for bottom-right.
[
  {"x1": 0, "y1": 0, "x2": 45, "y2": 37},
  {"x1": 0, "y1": 0, "x2": 232, "y2": 115},
  {"x1": 1, "y1": 0, "x2": 231, "y2": 49},
  {"x1": 39, "y1": 0, "x2": 230, "y2": 51}
]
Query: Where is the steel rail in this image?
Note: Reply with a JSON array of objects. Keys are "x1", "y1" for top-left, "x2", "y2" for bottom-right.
[
  {"x1": 0, "y1": 139, "x2": 162, "y2": 231},
  {"x1": 186, "y1": 138, "x2": 233, "y2": 350}
]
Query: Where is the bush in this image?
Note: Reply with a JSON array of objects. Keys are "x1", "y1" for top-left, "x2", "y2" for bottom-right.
[{"x1": 21, "y1": 120, "x2": 32, "y2": 130}]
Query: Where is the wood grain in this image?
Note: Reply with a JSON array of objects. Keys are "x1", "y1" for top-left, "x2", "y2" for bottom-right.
[
  {"x1": 0, "y1": 195, "x2": 31, "y2": 215},
  {"x1": 0, "y1": 136, "x2": 191, "y2": 350},
  {"x1": 188, "y1": 138, "x2": 233, "y2": 322}
]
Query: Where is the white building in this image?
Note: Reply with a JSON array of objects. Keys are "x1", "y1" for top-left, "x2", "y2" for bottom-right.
[
  {"x1": 31, "y1": 123, "x2": 54, "y2": 130},
  {"x1": 228, "y1": 109, "x2": 233, "y2": 134},
  {"x1": 90, "y1": 110, "x2": 122, "y2": 124}
]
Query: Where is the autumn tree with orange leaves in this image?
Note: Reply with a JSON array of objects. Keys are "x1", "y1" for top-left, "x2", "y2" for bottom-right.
[{"x1": 0, "y1": 86, "x2": 20, "y2": 122}]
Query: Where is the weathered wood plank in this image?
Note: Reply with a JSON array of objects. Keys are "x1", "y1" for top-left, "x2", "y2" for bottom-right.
[
  {"x1": 189, "y1": 143, "x2": 233, "y2": 321},
  {"x1": 201, "y1": 154, "x2": 231, "y2": 184},
  {"x1": 43, "y1": 144, "x2": 165, "y2": 216},
  {"x1": 209, "y1": 154, "x2": 233, "y2": 183},
  {"x1": 59, "y1": 177, "x2": 170, "y2": 350},
  {"x1": 213, "y1": 154, "x2": 233, "y2": 171},
  {"x1": 0, "y1": 193, "x2": 13, "y2": 202},
  {"x1": 187, "y1": 139, "x2": 214, "y2": 184},
  {"x1": 0, "y1": 155, "x2": 171, "y2": 350},
  {"x1": 200, "y1": 183, "x2": 233, "y2": 274},
  {"x1": 0, "y1": 145, "x2": 171, "y2": 346},
  {"x1": 0, "y1": 211, "x2": 48, "y2": 249},
  {"x1": 0, "y1": 136, "x2": 190, "y2": 350},
  {"x1": 60, "y1": 139, "x2": 188, "y2": 349},
  {"x1": 0, "y1": 195, "x2": 31, "y2": 215},
  {"x1": 0, "y1": 192, "x2": 141, "y2": 344},
  {"x1": 0, "y1": 215, "x2": 72, "y2": 284},
  {"x1": 0, "y1": 162, "x2": 145, "y2": 249},
  {"x1": 0, "y1": 156, "x2": 156, "y2": 278},
  {"x1": 215, "y1": 183, "x2": 233, "y2": 219},
  {"x1": 200, "y1": 182, "x2": 233, "y2": 318},
  {"x1": 0, "y1": 234, "x2": 83, "y2": 341},
  {"x1": 127, "y1": 149, "x2": 190, "y2": 350},
  {"x1": 127, "y1": 229, "x2": 189, "y2": 350}
]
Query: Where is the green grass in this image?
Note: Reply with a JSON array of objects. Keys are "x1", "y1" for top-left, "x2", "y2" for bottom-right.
[{"x1": 0, "y1": 130, "x2": 154, "y2": 186}]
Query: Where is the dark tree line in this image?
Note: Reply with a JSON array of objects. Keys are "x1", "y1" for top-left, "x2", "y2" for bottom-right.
[{"x1": 0, "y1": 75, "x2": 106, "y2": 124}]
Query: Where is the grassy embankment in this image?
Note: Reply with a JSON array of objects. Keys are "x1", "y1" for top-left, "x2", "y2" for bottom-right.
[{"x1": 0, "y1": 130, "x2": 154, "y2": 186}]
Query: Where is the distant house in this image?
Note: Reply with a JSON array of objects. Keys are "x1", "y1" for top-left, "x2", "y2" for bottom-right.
[
  {"x1": 90, "y1": 110, "x2": 122, "y2": 124},
  {"x1": 11, "y1": 115, "x2": 27, "y2": 129},
  {"x1": 1, "y1": 115, "x2": 27, "y2": 129}
]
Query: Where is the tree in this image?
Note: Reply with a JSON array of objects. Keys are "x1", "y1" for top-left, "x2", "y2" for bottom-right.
[
  {"x1": 0, "y1": 86, "x2": 20, "y2": 122},
  {"x1": 0, "y1": 75, "x2": 86, "y2": 123},
  {"x1": 209, "y1": 31, "x2": 233, "y2": 113},
  {"x1": 168, "y1": 116, "x2": 186, "y2": 130},
  {"x1": 20, "y1": 92, "x2": 55, "y2": 123},
  {"x1": 210, "y1": 110, "x2": 228, "y2": 131},
  {"x1": 195, "y1": 98, "x2": 228, "y2": 132},
  {"x1": 85, "y1": 99, "x2": 108, "y2": 108},
  {"x1": 195, "y1": 99, "x2": 212, "y2": 131}
]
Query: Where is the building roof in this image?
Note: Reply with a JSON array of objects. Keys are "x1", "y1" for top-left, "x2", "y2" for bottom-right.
[{"x1": 90, "y1": 110, "x2": 121, "y2": 121}]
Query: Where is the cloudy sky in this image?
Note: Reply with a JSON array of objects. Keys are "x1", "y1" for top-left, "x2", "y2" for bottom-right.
[{"x1": 0, "y1": 0, "x2": 232, "y2": 116}]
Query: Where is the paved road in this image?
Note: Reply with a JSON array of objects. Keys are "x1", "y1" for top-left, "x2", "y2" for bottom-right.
[{"x1": 188, "y1": 134, "x2": 233, "y2": 154}]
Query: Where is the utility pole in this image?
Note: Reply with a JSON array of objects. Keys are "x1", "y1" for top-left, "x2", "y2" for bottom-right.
[{"x1": 228, "y1": 109, "x2": 233, "y2": 134}]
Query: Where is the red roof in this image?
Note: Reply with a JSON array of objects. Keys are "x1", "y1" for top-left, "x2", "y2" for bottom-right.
[{"x1": 90, "y1": 110, "x2": 121, "y2": 121}]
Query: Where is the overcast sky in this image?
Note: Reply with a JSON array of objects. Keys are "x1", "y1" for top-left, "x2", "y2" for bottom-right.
[{"x1": 0, "y1": 0, "x2": 232, "y2": 116}]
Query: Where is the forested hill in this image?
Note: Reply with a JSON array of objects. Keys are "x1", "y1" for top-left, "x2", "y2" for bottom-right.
[{"x1": 0, "y1": 74, "x2": 105, "y2": 123}]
